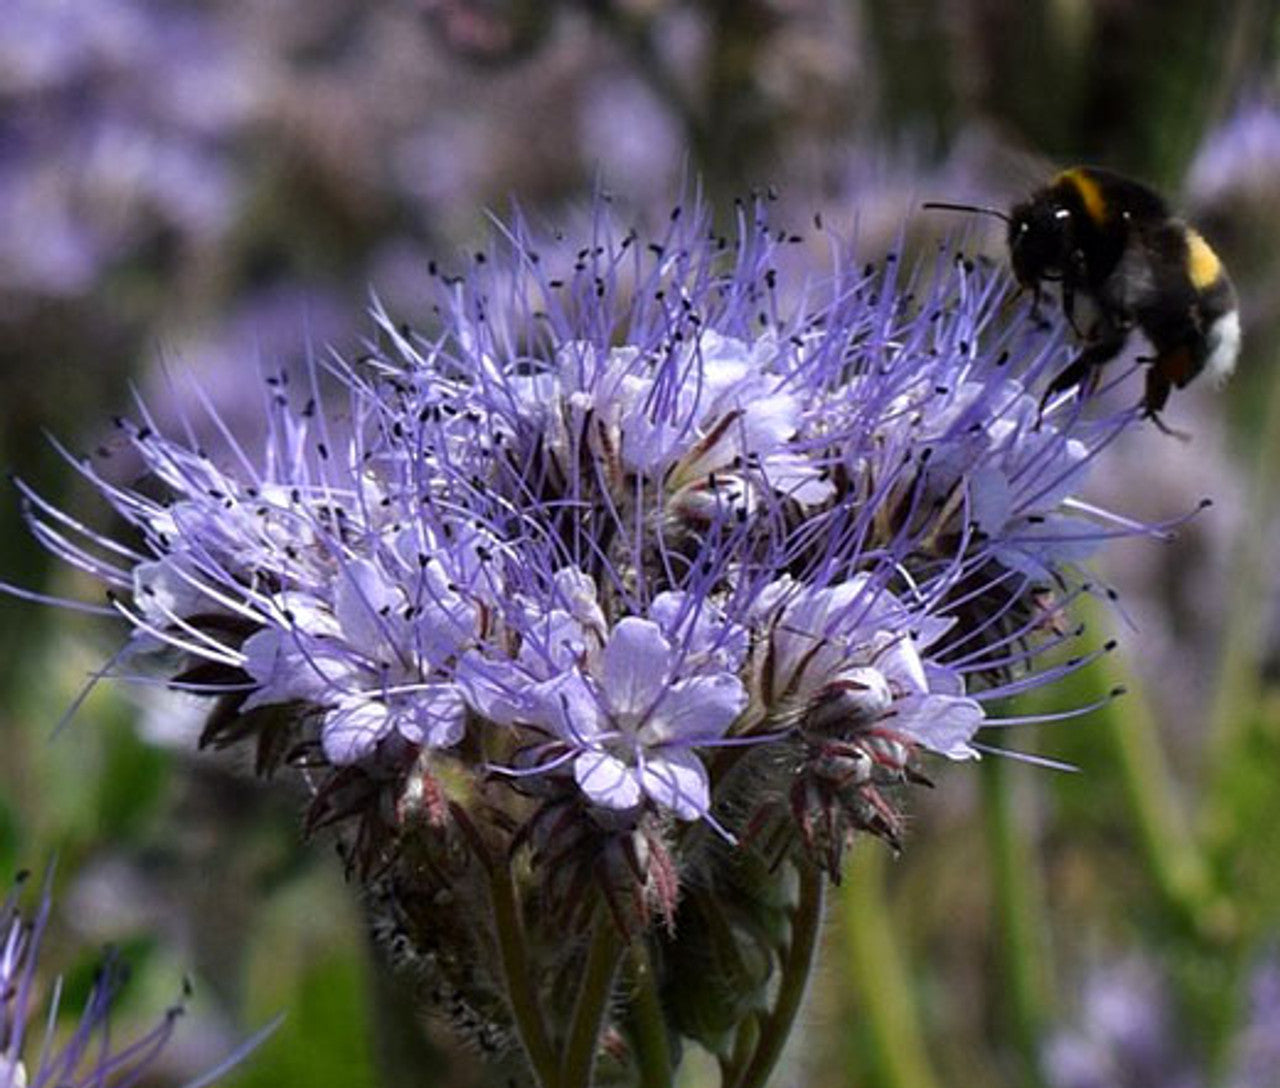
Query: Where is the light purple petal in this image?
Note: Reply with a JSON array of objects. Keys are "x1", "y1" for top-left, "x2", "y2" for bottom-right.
[
  {"x1": 969, "y1": 465, "x2": 1014, "y2": 534},
  {"x1": 397, "y1": 685, "x2": 467, "y2": 748},
  {"x1": 872, "y1": 633, "x2": 929, "y2": 696},
  {"x1": 619, "y1": 410, "x2": 679, "y2": 473},
  {"x1": 539, "y1": 671, "x2": 608, "y2": 743},
  {"x1": 649, "y1": 591, "x2": 748, "y2": 673},
  {"x1": 646, "y1": 591, "x2": 693, "y2": 643},
  {"x1": 333, "y1": 558, "x2": 398, "y2": 650},
  {"x1": 894, "y1": 694, "x2": 984, "y2": 760},
  {"x1": 600, "y1": 617, "x2": 674, "y2": 719},
  {"x1": 519, "y1": 608, "x2": 590, "y2": 673},
  {"x1": 909, "y1": 613, "x2": 957, "y2": 653},
  {"x1": 240, "y1": 628, "x2": 354, "y2": 711},
  {"x1": 772, "y1": 579, "x2": 870, "y2": 693},
  {"x1": 574, "y1": 750, "x2": 643, "y2": 811},
  {"x1": 323, "y1": 697, "x2": 392, "y2": 765},
  {"x1": 413, "y1": 559, "x2": 479, "y2": 666},
  {"x1": 762, "y1": 452, "x2": 833, "y2": 506},
  {"x1": 681, "y1": 390, "x2": 800, "y2": 480},
  {"x1": 739, "y1": 390, "x2": 800, "y2": 454},
  {"x1": 923, "y1": 661, "x2": 966, "y2": 697},
  {"x1": 454, "y1": 651, "x2": 530, "y2": 725},
  {"x1": 644, "y1": 673, "x2": 747, "y2": 745},
  {"x1": 639, "y1": 749, "x2": 711, "y2": 820},
  {"x1": 552, "y1": 566, "x2": 607, "y2": 641},
  {"x1": 994, "y1": 513, "x2": 1102, "y2": 578},
  {"x1": 132, "y1": 558, "x2": 209, "y2": 624}
]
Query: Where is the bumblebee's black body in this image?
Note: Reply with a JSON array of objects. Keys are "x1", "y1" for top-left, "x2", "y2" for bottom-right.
[{"x1": 1008, "y1": 167, "x2": 1239, "y2": 421}]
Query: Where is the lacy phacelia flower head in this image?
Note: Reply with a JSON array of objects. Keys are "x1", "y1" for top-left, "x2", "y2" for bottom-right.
[{"x1": 11, "y1": 195, "x2": 1161, "y2": 1073}]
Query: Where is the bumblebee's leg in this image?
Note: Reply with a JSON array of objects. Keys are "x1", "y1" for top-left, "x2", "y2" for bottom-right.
[
  {"x1": 1038, "y1": 323, "x2": 1127, "y2": 417},
  {"x1": 1061, "y1": 281, "x2": 1086, "y2": 339},
  {"x1": 1143, "y1": 367, "x2": 1173, "y2": 416},
  {"x1": 1039, "y1": 356, "x2": 1093, "y2": 410},
  {"x1": 1028, "y1": 283, "x2": 1051, "y2": 328},
  {"x1": 1062, "y1": 249, "x2": 1096, "y2": 338},
  {"x1": 1141, "y1": 345, "x2": 1194, "y2": 440}
]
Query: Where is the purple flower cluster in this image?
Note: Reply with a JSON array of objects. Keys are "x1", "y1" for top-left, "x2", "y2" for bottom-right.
[
  {"x1": 16, "y1": 199, "x2": 1147, "y2": 888},
  {"x1": 8, "y1": 193, "x2": 1174, "y2": 1078}
]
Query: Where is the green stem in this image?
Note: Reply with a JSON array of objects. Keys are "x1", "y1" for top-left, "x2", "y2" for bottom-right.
[
  {"x1": 488, "y1": 865, "x2": 560, "y2": 1088},
  {"x1": 625, "y1": 939, "x2": 674, "y2": 1088},
  {"x1": 980, "y1": 757, "x2": 1052, "y2": 1088},
  {"x1": 1092, "y1": 636, "x2": 1225, "y2": 938},
  {"x1": 561, "y1": 909, "x2": 625, "y2": 1088},
  {"x1": 841, "y1": 846, "x2": 940, "y2": 1088},
  {"x1": 1204, "y1": 343, "x2": 1280, "y2": 848},
  {"x1": 730, "y1": 862, "x2": 824, "y2": 1088},
  {"x1": 722, "y1": 1015, "x2": 759, "y2": 1088}
]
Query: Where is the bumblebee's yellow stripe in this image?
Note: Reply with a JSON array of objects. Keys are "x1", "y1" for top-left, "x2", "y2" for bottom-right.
[
  {"x1": 1186, "y1": 230, "x2": 1223, "y2": 290},
  {"x1": 1058, "y1": 168, "x2": 1108, "y2": 224}
]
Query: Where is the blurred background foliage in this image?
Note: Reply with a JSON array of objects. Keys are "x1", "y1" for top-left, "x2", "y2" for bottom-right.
[{"x1": 4, "y1": 0, "x2": 1280, "y2": 1085}]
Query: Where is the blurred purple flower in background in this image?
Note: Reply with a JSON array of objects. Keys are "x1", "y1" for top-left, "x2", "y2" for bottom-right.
[
  {"x1": 0, "y1": 870, "x2": 270, "y2": 1088},
  {"x1": 1231, "y1": 952, "x2": 1280, "y2": 1088},
  {"x1": 1045, "y1": 950, "x2": 1280, "y2": 1088},
  {"x1": 0, "y1": 0, "x2": 252, "y2": 298},
  {"x1": 1044, "y1": 958, "x2": 1202, "y2": 1088},
  {"x1": 1187, "y1": 100, "x2": 1280, "y2": 207}
]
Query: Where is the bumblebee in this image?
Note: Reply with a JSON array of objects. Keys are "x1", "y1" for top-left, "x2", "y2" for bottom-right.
[{"x1": 929, "y1": 167, "x2": 1240, "y2": 427}]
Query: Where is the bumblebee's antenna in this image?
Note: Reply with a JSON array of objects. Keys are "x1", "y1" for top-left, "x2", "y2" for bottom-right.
[{"x1": 922, "y1": 201, "x2": 1012, "y2": 224}]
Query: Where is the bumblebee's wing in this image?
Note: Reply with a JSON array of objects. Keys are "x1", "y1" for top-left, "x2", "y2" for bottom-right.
[{"x1": 961, "y1": 136, "x2": 1058, "y2": 208}]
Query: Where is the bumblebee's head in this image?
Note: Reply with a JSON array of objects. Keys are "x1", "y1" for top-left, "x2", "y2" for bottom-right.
[{"x1": 1007, "y1": 197, "x2": 1073, "y2": 288}]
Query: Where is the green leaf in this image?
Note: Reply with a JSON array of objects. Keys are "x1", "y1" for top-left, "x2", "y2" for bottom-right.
[
  {"x1": 234, "y1": 871, "x2": 378, "y2": 1088},
  {"x1": 96, "y1": 712, "x2": 171, "y2": 840}
]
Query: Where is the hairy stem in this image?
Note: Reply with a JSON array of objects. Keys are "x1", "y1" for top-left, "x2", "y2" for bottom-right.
[
  {"x1": 488, "y1": 864, "x2": 560, "y2": 1088},
  {"x1": 730, "y1": 861, "x2": 824, "y2": 1088},
  {"x1": 722, "y1": 1015, "x2": 759, "y2": 1087},
  {"x1": 561, "y1": 908, "x2": 625, "y2": 1088},
  {"x1": 626, "y1": 939, "x2": 674, "y2": 1088}
]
